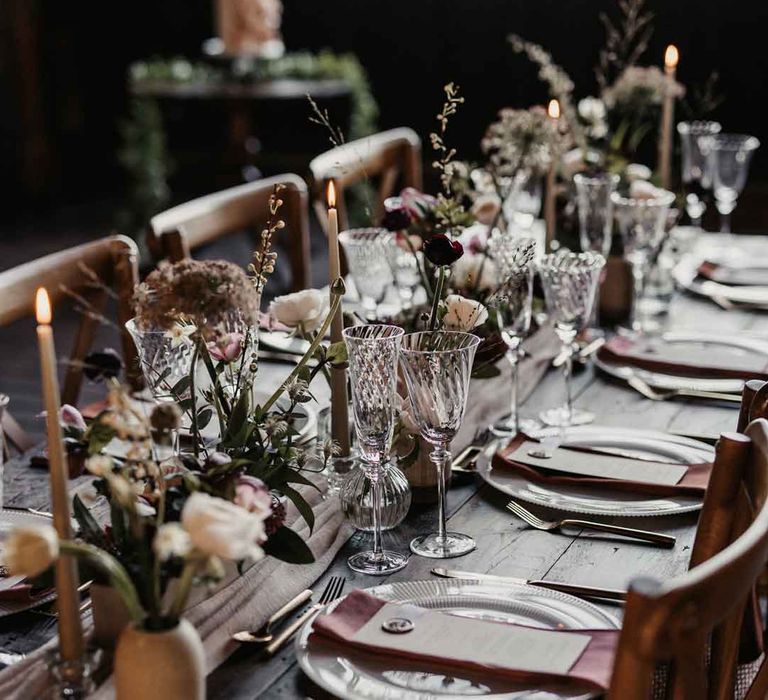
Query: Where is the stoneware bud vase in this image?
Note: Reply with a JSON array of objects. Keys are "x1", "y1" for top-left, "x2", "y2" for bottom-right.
[{"x1": 114, "y1": 619, "x2": 205, "y2": 700}]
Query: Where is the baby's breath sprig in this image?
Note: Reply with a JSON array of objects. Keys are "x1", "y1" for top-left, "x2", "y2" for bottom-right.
[
  {"x1": 249, "y1": 184, "x2": 285, "y2": 295},
  {"x1": 307, "y1": 94, "x2": 345, "y2": 147}
]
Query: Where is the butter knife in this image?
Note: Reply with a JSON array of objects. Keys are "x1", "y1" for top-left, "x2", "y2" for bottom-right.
[{"x1": 432, "y1": 567, "x2": 626, "y2": 602}]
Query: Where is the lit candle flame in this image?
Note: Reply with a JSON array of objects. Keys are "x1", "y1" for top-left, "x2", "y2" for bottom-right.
[
  {"x1": 547, "y1": 99, "x2": 560, "y2": 120},
  {"x1": 327, "y1": 180, "x2": 336, "y2": 209},
  {"x1": 665, "y1": 44, "x2": 679, "y2": 70},
  {"x1": 35, "y1": 288, "x2": 52, "y2": 325}
]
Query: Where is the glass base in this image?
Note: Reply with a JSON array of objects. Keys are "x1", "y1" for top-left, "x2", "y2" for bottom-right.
[
  {"x1": 490, "y1": 416, "x2": 542, "y2": 437},
  {"x1": 539, "y1": 406, "x2": 594, "y2": 428},
  {"x1": 347, "y1": 549, "x2": 408, "y2": 575},
  {"x1": 324, "y1": 454, "x2": 357, "y2": 496},
  {"x1": 410, "y1": 532, "x2": 476, "y2": 559}
]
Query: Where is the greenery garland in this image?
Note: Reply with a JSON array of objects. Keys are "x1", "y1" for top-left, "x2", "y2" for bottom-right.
[{"x1": 118, "y1": 50, "x2": 379, "y2": 241}]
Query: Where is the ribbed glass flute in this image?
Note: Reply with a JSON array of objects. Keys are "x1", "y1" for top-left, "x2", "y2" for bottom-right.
[
  {"x1": 343, "y1": 324, "x2": 407, "y2": 575},
  {"x1": 538, "y1": 252, "x2": 605, "y2": 428},
  {"x1": 677, "y1": 121, "x2": 721, "y2": 226},
  {"x1": 611, "y1": 190, "x2": 675, "y2": 333},
  {"x1": 399, "y1": 331, "x2": 480, "y2": 558},
  {"x1": 486, "y1": 237, "x2": 537, "y2": 437},
  {"x1": 339, "y1": 229, "x2": 395, "y2": 320},
  {"x1": 701, "y1": 133, "x2": 760, "y2": 233}
]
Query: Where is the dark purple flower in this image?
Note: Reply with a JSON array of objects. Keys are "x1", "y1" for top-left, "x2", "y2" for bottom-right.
[
  {"x1": 382, "y1": 207, "x2": 412, "y2": 232},
  {"x1": 423, "y1": 234, "x2": 464, "y2": 266},
  {"x1": 265, "y1": 495, "x2": 286, "y2": 537}
]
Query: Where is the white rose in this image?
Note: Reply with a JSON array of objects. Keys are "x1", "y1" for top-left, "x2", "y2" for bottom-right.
[
  {"x1": 625, "y1": 163, "x2": 652, "y2": 183},
  {"x1": 578, "y1": 96, "x2": 606, "y2": 122},
  {"x1": 153, "y1": 523, "x2": 191, "y2": 561},
  {"x1": 451, "y1": 253, "x2": 499, "y2": 292},
  {"x1": 2, "y1": 524, "x2": 59, "y2": 577},
  {"x1": 629, "y1": 180, "x2": 664, "y2": 200},
  {"x1": 181, "y1": 492, "x2": 266, "y2": 562},
  {"x1": 471, "y1": 194, "x2": 502, "y2": 226},
  {"x1": 86, "y1": 455, "x2": 113, "y2": 477},
  {"x1": 269, "y1": 289, "x2": 329, "y2": 332},
  {"x1": 442, "y1": 294, "x2": 489, "y2": 331}
]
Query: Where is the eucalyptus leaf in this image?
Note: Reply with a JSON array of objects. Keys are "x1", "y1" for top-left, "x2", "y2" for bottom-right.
[
  {"x1": 263, "y1": 526, "x2": 315, "y2": 564},
  {"x1": 281, "y1": 484, "x2": 315, "y2": 533}
]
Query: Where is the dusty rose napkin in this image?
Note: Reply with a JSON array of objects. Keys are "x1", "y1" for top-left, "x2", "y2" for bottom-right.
[
  {"x1": 494, "y1": 433, "x2": 712, "y2": 498},
  {"x1": 598, "y1": 335, "x2": 768, "y2": 381},
  {"x1": 312, "y1": 589, "x2": 619, "y2": 692},
  {"x1": 0, "y1": 584, "x2": 51, "y2": 603},
  {"x1": 697, "y1": 260, "x2": 768, "y2": 287}
]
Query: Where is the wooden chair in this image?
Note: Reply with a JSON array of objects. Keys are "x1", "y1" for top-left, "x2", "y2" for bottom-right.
[
  {"x1": 608, "y1": 419, "x2": 768, "y2": 699},
  {"x1": 309, "y1": 127, "x2": 422, "y2": 234},
  {"x1": 0, "y1": 235, "x2": 140, "y2": 452},
  {"x1": 148, "y1": 174, "x2": 310, "y2": 292},
  {"x1": 739, "y1": 379, "x2": 768, "y2": 431}
]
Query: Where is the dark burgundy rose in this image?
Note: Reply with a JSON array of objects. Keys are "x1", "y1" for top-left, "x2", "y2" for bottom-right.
[
  {"x1": 381, "y1": 207, "x2": 412, "y2": 232},
  {"x1": 83, "y1": 348, "x2": 123, "y2": 381},
  {"x1": 423, "y1": 234, "x2": 464, "y2": 266},
  {"x1": 265, "y1": 495, "x2": 287, "y2": 537}
]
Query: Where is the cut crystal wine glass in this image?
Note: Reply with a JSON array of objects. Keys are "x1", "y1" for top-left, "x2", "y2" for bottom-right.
[
  {"x1": 538, "y1": 252, "x2": 605, "y2": 427},
  {"x1": 485, "y1": 236, "x2": 537, "y2": 437},
  {"x1": 343, "y1": 324, "x2": 407, "y2": 575},
  {"x1": 677, "y1": 121, "x2": 721, "y2": 227},
  {"x1": 701, "y1": 133, "x2": 760, "y2": 233},
  {"x1": 574, "y1": 173, "x2": 618, "y2": 258},
  {"x1": 339, "y1": 229, "x2": 395, "y2": 320},
  {"x1": 399, "y1": 331, "x2": 480, "y2": 558},
  {"x1": 611, "y1": 190, "x2": 675, "y2": 333}
]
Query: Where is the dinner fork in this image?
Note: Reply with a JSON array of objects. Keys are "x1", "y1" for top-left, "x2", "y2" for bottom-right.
[
  {"x1": 506, "y1": 500, "x2": 676, "y2": 548},
  {"x1": 627, "y1": 375, "x2": 741, "y2": 404},
  {"x1": 264, "y1": 576, "x2": 346, "y2": 656}
]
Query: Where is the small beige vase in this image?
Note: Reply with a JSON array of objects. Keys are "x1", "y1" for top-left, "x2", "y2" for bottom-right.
[{"x1": 114, "y1": 619, "x2": 205, "y2": 700}]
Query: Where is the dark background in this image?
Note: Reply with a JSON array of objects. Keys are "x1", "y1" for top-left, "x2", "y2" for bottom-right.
[{"x1": 1, "y1": 0, "x2": 767, "y2": 229}]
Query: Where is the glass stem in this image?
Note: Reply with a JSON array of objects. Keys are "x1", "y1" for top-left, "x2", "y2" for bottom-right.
[
  {"x1": 563, "y1": 347, "x2": 574, "y2": 425},
  {"x1": 630, "y1": 262, "x2": 645, "y2": 332},
  {"x1": 508, "y1": 350, "x2": 520, "y2": 433},
  {"x1": 370, "y1": 470, "x2": 383, "y2": 561},
  {"x1": 431, "y1": 444, "x2": 450, "y2": 542},
  {"x1": 720, "y1": 211, "x2": 732, "y2": 234}
]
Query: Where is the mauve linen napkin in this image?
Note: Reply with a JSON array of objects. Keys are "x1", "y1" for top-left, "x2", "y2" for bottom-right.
[{"x1": 697, "y1": 260, "x2": 768, "y2": 287}]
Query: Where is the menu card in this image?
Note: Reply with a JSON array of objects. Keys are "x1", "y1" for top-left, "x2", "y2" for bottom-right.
[{"x1": 507, "y1": 441, "x2": 688, "y2": 486}]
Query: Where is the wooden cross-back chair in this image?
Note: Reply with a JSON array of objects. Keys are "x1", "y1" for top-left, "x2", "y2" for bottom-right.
[
  {"x1": 147, "y1": 174, "x2": 311, "y2": 292},
  {"x1": 0, "y1": 235, "x2": 140, "y2": 453},
  {"x1": 309, "y1": 127, "x2": 422, "y2": 235},
  {"x1": 608, "y1": 418, "x2": 768, "y2": 699}
]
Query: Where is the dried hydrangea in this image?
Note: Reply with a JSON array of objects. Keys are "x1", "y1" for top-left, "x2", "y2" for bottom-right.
[
  {"x1": 482, "y1": 106, "x2": 569, "y2": 179},
  {"x1": 134, "y1": 259, "x2": 260, "y2": 332},
  {"x1": 602, "y1": 66, "x2": 685, "y2": 110}
]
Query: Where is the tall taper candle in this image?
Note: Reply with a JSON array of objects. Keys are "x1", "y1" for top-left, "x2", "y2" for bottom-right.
[
  {"x1": 35, "y1": 288, "x2": 84, "y2": 661},
  {"x1": 544, "y1": 99, "x2": 561, "y2": 253},
  {"x1": 326, "y1": 182, "x2": 351, "y2": 456},
  {"x1": 658, "y1": 44, "x2": 679, "y2": 190}
]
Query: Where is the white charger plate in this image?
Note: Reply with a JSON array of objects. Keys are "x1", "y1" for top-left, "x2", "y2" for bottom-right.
[
  {"x1": 479, "y1": 425, "x2": 714, "y2": 517},
  {"x1": 297, "y1": 579, "x2": 618, "y2": 700}
]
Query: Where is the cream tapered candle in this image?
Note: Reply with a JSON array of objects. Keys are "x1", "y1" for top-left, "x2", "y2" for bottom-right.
[
  {"x1": 658, "y1": 44, "x2": 679, "y2": 190},
  {"x1": 35, "y1": 288, "x2": 84, "y2": 661},
  {"x1": 544, "y1": 99, "x2": 560, "y2": 253},
  {"x1": 326, "y1": 182, "x2": 351, "y2": 456}
]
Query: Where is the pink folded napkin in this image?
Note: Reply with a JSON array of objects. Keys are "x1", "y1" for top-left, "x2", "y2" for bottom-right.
[
  {"x1": 312, "y1": 589, "x2": 619, "y2": 692},
  {"x1": 697, "y1": 261, "x2": 768, "y2": 287},
  {"x1": 494, "y1": 433, "x2": 712, "y2": 498},
  {"x1": 598, "y1": 335, "x2": 768, "y2": 381},
  {"x1": 0, "y1": 583, "x2": 50, "y2": 603}
]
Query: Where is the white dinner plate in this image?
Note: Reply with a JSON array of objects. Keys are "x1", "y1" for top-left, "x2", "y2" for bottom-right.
[
  {"x1": 479, "y1": 425, "x2": 714, "y2": 517},
  {"x1": 297, "y1": 579, "x2": 618, "y2": 700},
  {"x1": 0, "y1": 509, "x2": 58, "y2": 618},
  {"x1": 673, "y1": 254, "x2": 768, "y2": 307}
]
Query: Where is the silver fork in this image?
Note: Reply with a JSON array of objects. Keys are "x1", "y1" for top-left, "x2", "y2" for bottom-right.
[
  {"x1": 627, "y1": 375, "x2": 740, "y2": 404},
  {"x1": 506, "y1": 500, "x2": 676, "y2": 548},
  {"x1": 264, "y1": 576, "x2": 346, "y2": 656}
]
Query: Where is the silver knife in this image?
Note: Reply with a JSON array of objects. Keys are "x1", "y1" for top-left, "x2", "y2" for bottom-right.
[{"x1": 432, "y1": 567, "x2": 626, "y2": 602}]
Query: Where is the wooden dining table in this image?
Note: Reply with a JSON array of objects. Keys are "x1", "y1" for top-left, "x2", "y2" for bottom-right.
[{"x1": 0, "y1": 236, "x2": 765, "y2": 697}]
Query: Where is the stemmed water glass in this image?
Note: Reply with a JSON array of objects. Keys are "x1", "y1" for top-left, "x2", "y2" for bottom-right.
[
  {"x1": 701, "y1": 133, "x2": 760, "y2": 233},
  {"x1": 485, "y1": 237, "x2": 537, "y2": 437},
  {"x1": 385, "y1": 239, "x2": 422, "y2": 312},
  {"x1": 611, "y1": 189, "x2": 675, "y2": 333},
  {"x1": 538, "y1": 252, "x2": 605, "y2": 428},
  {"x1": 339, "y1": 229, "x2": 395, "y2": 320},
  {"x1": 399, "y1": 331, "x2": 480, "y2": 558},
  {"x1": 677, "y1": 121, "x2": 721, "y2": 227},
  {"x1": 343, "y1": 324, "x2": 407, "y2": 575}
]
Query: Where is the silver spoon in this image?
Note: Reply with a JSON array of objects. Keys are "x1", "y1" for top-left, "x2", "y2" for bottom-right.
[{"x1": 232, "y1": 589, "x2": 313, "y2": 644}]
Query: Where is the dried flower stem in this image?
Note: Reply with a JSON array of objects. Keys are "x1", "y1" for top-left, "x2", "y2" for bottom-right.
[{"x1": 250, "y1": 185, "x2": 285, "y2": 295}]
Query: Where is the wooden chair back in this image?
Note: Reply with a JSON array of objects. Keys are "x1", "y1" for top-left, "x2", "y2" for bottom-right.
[
  {"x1": 608, "y1": 419, "x2": 768, "y2": 699},
  {"x1": 309, "y1": 127, "x2": 422, "y2": 234},
  {"x1": 148, "y1": 174, "x2": 310, "y2": 292},
  {"x1": 739, "y1": 379, "x2": 768, "y2": 431},
  {"x1": 0, "y1": 236, "x2": 140, "y2": 451}
]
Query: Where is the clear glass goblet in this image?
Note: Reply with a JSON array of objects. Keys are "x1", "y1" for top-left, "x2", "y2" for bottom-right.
[
  {"x1": 611, "y1": 190, "x2": 675, "y2": 333},
  {"x1": 701, "y1": 133, "x2": 760, "y2": 233},
  {"x1": 503, "y1": 170, "x2": 543, "y2": 230},
  {"x1": 485, "y1": 237, "x2": 537, "y2": 437},
  {"x1": 339, "y1": 229, "x2": 395, "y2": 320},
  {"x1": 538, "y1": 252, "x2": 605, "y2": 428},
  {"x1": 385, "y1": 238, "x2": 422, "y2": 312},
  {"x1": 343, "y1": 324, "x2": 407, "y2": 575},
  {"x1": 399, "y1": 331, "x2": 481, "y2": 558},
  {"x1": 677, "y1": 120, "x2": 721, "y2": 227}
]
